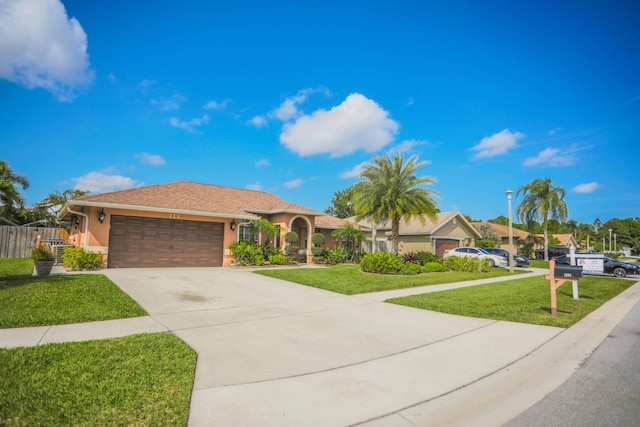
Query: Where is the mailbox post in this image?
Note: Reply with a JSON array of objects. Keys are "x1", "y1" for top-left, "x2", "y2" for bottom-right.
[{"x1": 546, "y1": 260, "x2": 582, "y2": 316}]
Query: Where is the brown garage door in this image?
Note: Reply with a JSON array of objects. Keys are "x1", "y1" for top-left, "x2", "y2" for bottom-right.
[
  {"x1": 108, "y1": 215, "x2": 224, "y2": 268},
  {"x1": 435, "y1": 239, "x2": 459, "y2": 258}
]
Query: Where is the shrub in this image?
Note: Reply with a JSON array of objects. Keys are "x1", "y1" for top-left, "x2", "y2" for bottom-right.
[
  {"x1": 415, "y1": 251, "x2": 441, "y2": 265},
  {"x1": 311, "y1": 232, "x2": 326, "y2": 247},
  {"x1": 443, "y1": 256, "x2": 489, "y2": 273},
  {"x1": 476, "y1": 239, "x2": 495, "y2": 249},
  {"x1": 284, "y1": 232, "x2": 299, "y2": 244},
  {"x1": 31, "y1": 245, "x2": 54, "y2": 261},
  {"x1": 285, "y1": 245, "x2": 299, "y2": 256},
  {"x1": 400, "y1": 262, "x2": 423, "y2": 275},
  {"x1": 360, "y1": 252, "x2": 404, "y2": 274},
  {"x1": 229, "y1": 241, "x2": 263, "y2": 266},
  {"x1": 311, "y1": 247, "x2": 326, "y2": 256},
  {"x1": 324, "y1": 247, "x2": 349, "y2": 265},
  {"x1": 62, "y1": 247, "x2": 102, "y2": 270},
  {"x1": 423, "y1": 261, "x2": 445, "y2": 272},
  {"x1": 402, "y1": 252, "x2": 420, "y2": 264},
  {"x1": 268, "y1": 253, "x2": 287, "y2": 265}
]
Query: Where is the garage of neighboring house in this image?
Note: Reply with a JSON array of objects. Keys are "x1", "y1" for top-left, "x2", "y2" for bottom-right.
[
  {"x1": 107, "y1": 215, "x2": 224, "y2": 268},
  {"x1": 434, "y1": 238, "x2": 459, "y2": 258}
]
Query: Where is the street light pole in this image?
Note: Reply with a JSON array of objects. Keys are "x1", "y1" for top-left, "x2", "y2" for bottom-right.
[
  {"x1": 609, "y1": 228, "x2": 613, "y2": 253},
  {"x1": 506, "y1": 189, "x2": 514, "y2": 273}
]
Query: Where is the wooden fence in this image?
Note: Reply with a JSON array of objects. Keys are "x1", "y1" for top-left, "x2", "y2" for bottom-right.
[{"x1": 0, "y1": 226, "x2": 69, "y2": 258}]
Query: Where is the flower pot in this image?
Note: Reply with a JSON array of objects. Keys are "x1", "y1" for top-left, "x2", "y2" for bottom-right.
[{"x1": 34, "y1": 260, "x2": 55, "y2": 276}]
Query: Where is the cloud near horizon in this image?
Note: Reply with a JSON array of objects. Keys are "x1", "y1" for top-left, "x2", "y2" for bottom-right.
[
  {"x1": 471, "y1": 129, "x2": 524, "y2": 159},
  {"x1": 169, "y1": 114, "x2": 210, "y2": 132},
  {"x1": 523, "y1": 147, "x2": 576, "y2": 167},
  {"x1": 72, "y1": 171, "x2": 141, "y2": 193},
  {"x1": 136, "y1": 152, "x2": 166, "y2": 165},
  {"x1": 280, "y1": 93, "x2": 399, "y2": 157},
  {"x1": 0, "y1": 0, "x2": 94, "y2": 101},
  {"x1": 283, "y1": 178, "x2": 303, "y2": 189},
  {"x1": 572, "y1": 182, "x2": 600, "y2": 193}
]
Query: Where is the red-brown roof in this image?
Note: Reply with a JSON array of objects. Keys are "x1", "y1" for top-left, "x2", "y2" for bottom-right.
[
  {"x1": 314, "y1": 215, "x2": 359, "y2": 229},
  {"x1": 67, "y1": 181, "x2": 323, "y2": 218}
]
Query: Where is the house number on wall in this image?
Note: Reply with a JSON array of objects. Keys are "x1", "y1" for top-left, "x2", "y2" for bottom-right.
[{"x1": 169, "y1": 213, "x2": 181, "y2": 219}]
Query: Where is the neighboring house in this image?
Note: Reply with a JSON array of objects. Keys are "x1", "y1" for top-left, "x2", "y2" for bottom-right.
[
  {"x1": 58, "y1": 181, "x2": 325, "y2": 268},
  {"x1": 471, "y1": 222, "x2": 539, "y2": 252},
  {"x1": 313, "y1": 215, "x2": 361, "y2": 249},
  {"x1": 355, "y1": 212, "x2": 482, "y2": 257},
  {"x1": 538, "y1": 233, "x2": 578, "y2": 249}
]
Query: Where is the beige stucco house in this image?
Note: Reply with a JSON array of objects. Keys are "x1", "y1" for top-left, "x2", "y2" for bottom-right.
[
  {"x1": 471, "y1": 221, "x2": 539, "y2": 251},
  {"x1": 59, "y1": 181, "x2": 327, "y2": 268},
  {"x1": 355, "y1": 212, "x2": 482, "y2": 257}
]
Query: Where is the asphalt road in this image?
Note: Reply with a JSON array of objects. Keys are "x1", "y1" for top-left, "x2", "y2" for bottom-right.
[{"x1": 503, "y1": 298, "x2": 640, "y2": 427}]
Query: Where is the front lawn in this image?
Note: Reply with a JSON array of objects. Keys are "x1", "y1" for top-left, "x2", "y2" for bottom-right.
[
  {"x1": 0, "y1": 266, "x2": 148, "y2": 328},
  {"x1": 0, "y1": 333, "x2": 196, "y2": 427},
  {"x1": 255, "y1": 264, "x2": 524, "y2": 295},
  {"x1": 387, "y1": 275, "x2": 634, "y2": 328}
]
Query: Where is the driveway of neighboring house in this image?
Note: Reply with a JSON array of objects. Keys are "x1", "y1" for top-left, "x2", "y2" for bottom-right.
[{"x1": 102, "y1": 267, "x2": 568, "y2": 427}]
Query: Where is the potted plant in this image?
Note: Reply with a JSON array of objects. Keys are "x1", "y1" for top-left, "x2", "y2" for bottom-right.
[{"x1": 31, "y1": 245, "x2": 55, "y2": 276}]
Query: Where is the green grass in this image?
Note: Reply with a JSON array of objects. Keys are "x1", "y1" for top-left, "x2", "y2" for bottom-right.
[
  {"x1": 0, "y1": 258, "x2": 34, "y2": 277},
  {"x1": 529, "y1": 260, "x2": 549, "y2": 269},
  {"x1": 0, "y1": 269, "x2": 148, "y2": 328},
  {"x1": 0, "y1": 333, "x2": 197, "y2": 427},
  {"x1": 387, "y1": 275, "x2": 634, "y2": 328},
  {"x1": 255, "y1": 263, "x2": 525, "y2": 295}
]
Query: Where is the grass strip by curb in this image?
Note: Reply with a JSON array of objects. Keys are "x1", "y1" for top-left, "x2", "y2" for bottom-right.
[{"x1": 0, "y1": 333, "x2": 196, "y2": 427}]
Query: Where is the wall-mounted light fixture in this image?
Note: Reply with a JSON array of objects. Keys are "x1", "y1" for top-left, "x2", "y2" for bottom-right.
[
  {"x1": 230, "y1": 219, "x2": 236, "y2": 231},
  {"x1": 98, "y1": 208, "x2": 106, "y2": 224}
]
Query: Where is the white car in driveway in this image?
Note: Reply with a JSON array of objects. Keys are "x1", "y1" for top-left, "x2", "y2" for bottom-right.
[{"x1": 443, "y1": 247, "x2": 509, "y2": 267}]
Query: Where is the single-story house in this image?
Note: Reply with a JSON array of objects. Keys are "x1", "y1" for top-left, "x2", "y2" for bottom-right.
[
  {"x1": 354, "y1": 212, "x2": 482, "y2": 257},
  {"x1": 313, "y1": 215, "x2": 361, "y2": 249},
  {"x1": 471, "y1": 221, "x2": 539, "y2": 251},
  {"x1": 59, "y1": 181, "x2": 328, "y2": 268},
  {"x1": 537, "y1": 233, "x2": 578, "y2": 249}
]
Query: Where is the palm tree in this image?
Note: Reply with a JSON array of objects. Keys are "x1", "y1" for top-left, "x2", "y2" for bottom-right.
[
  {"x1": 0, "y1": 160, "x2": 30, "y2": 223},
  {"x1": 352, "y1": 152, "x2": 440, "y2": 255},
  {"x1": 516, "y1": 178, "x2": 568, "y2": 261}
]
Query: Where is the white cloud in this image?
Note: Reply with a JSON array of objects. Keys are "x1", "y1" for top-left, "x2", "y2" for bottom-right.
[
  {"x1": 471, "y1": 129, "x2": 524, "y2": 159},
  {"x1": 572, "y1": 182, "x2": 600, "y2": 194},
  {"x1": 0, "y1": 0, "x2": 93, "y2": 101},
  {"x1": 247, "y1": 115, "x2": 268, "y2": 128},
  {"x1": 106, "y1": 72, "x2": 117, "y2": 84},
  {"x1": 139, "y1": 79, "x2": 157, "y2": 94},
  {"x1": 391, "y1": 139, "x2": 427, "y2": 154},
  {"x1": 280, "y1": 93, "x2": 399, "y2": 158},
  {"x1": 284, "y1": 179, "x2": 303, "y2": 189},
  {"x1": 339, "y1": 162, "x2": 367, "y2": 179},
  {"x1": 169, "y1": 114, "x2": 210, "y2": 132},
  {"x1": 246, "y1": 181, "x2": 262, "y2": 191},
  {"x1": 72, "y1": 171, "x2": 140, "y2": 193},
  {"x1": 203, "y1": 99, "x2": 229, "y2": 110},
  {"x1": 136, "y1": 152, "x2": 166, "y2": 166},
  {"x1": 151, "y1": 93, "x2": 187, "y2": 111},
  {"x1": 523, "y1": 147, "x2": 576, "y2": 167},
  {"x1": 255, "y1": 159, "x2": 270, "y2": 168},
  {"x1": 271, "y1": 87, "x2": 329, "y2": 121}
]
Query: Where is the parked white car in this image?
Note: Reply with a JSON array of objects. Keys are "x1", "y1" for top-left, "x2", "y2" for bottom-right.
[{"x1": 443, "y1": 247, "x2": 508, "y2": 267}]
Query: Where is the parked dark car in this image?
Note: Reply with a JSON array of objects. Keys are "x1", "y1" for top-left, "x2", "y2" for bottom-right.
[
  {"x1": 484, "y1": 248, "x2": 530, "y2": 267},
  {"x1": 553, "y1": 255, "x2": 640, "y2": 278},
  {"x1": 535, "y1": 247, "x2": 570, "y2": 260}
]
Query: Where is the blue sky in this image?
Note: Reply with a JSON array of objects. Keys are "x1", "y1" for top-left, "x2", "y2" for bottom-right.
[{"x1": 1, "y1": 0, "x2": 639, "y2": 225}]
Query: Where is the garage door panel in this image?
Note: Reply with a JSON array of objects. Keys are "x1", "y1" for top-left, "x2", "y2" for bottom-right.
[{"x1": 108, "y1": 215, "x2": 224, "y2": 268}]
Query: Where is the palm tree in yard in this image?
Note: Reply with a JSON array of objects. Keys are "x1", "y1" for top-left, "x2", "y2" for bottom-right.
[
  {"x1": 516, "y1": 178, "x2": 568, "y2": 261},
  {"x1": 0, "y1": 160, "x2": 30, "y2": 223},
  {"x1": 352, "y1": 152, "x2": 440, "y2": 255}
]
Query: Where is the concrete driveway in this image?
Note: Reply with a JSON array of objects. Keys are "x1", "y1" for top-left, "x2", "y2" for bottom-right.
[{"x1": 102, "y1": 267, "x2": 568, "y2": 427}]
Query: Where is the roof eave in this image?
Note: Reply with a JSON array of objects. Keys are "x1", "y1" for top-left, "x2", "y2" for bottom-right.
[{"x1": 63, "y1": 200, "x2": 260, "y2": 220}]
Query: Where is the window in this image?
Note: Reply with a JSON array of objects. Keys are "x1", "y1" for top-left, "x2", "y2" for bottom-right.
[{"x1": 238, "y1": 221, "x2": 256, "y2": 242}]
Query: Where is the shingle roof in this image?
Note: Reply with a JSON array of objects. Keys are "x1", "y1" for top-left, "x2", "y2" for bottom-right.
[
  {"x1": 68, "y1": 181, "x2": 323, "y2": 217},
  {"x1": 352, "y1": 212, "x2": 479, "y2": 237},
  {"x1": 472, "y1": 222, "x2": 534, "y2": 240},
  {"x1": 314, "y1": 215, "x2": 358, "y2": 229}
]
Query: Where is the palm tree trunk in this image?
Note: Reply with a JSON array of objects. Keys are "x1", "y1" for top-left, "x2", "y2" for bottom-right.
[{"x1": 391, "y1": 216, "x2": 400, "y2": 255}]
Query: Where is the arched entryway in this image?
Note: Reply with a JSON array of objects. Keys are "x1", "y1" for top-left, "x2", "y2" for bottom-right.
[{"x1": 289, "y1": 215, "x2": 313, "y2": 262}]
